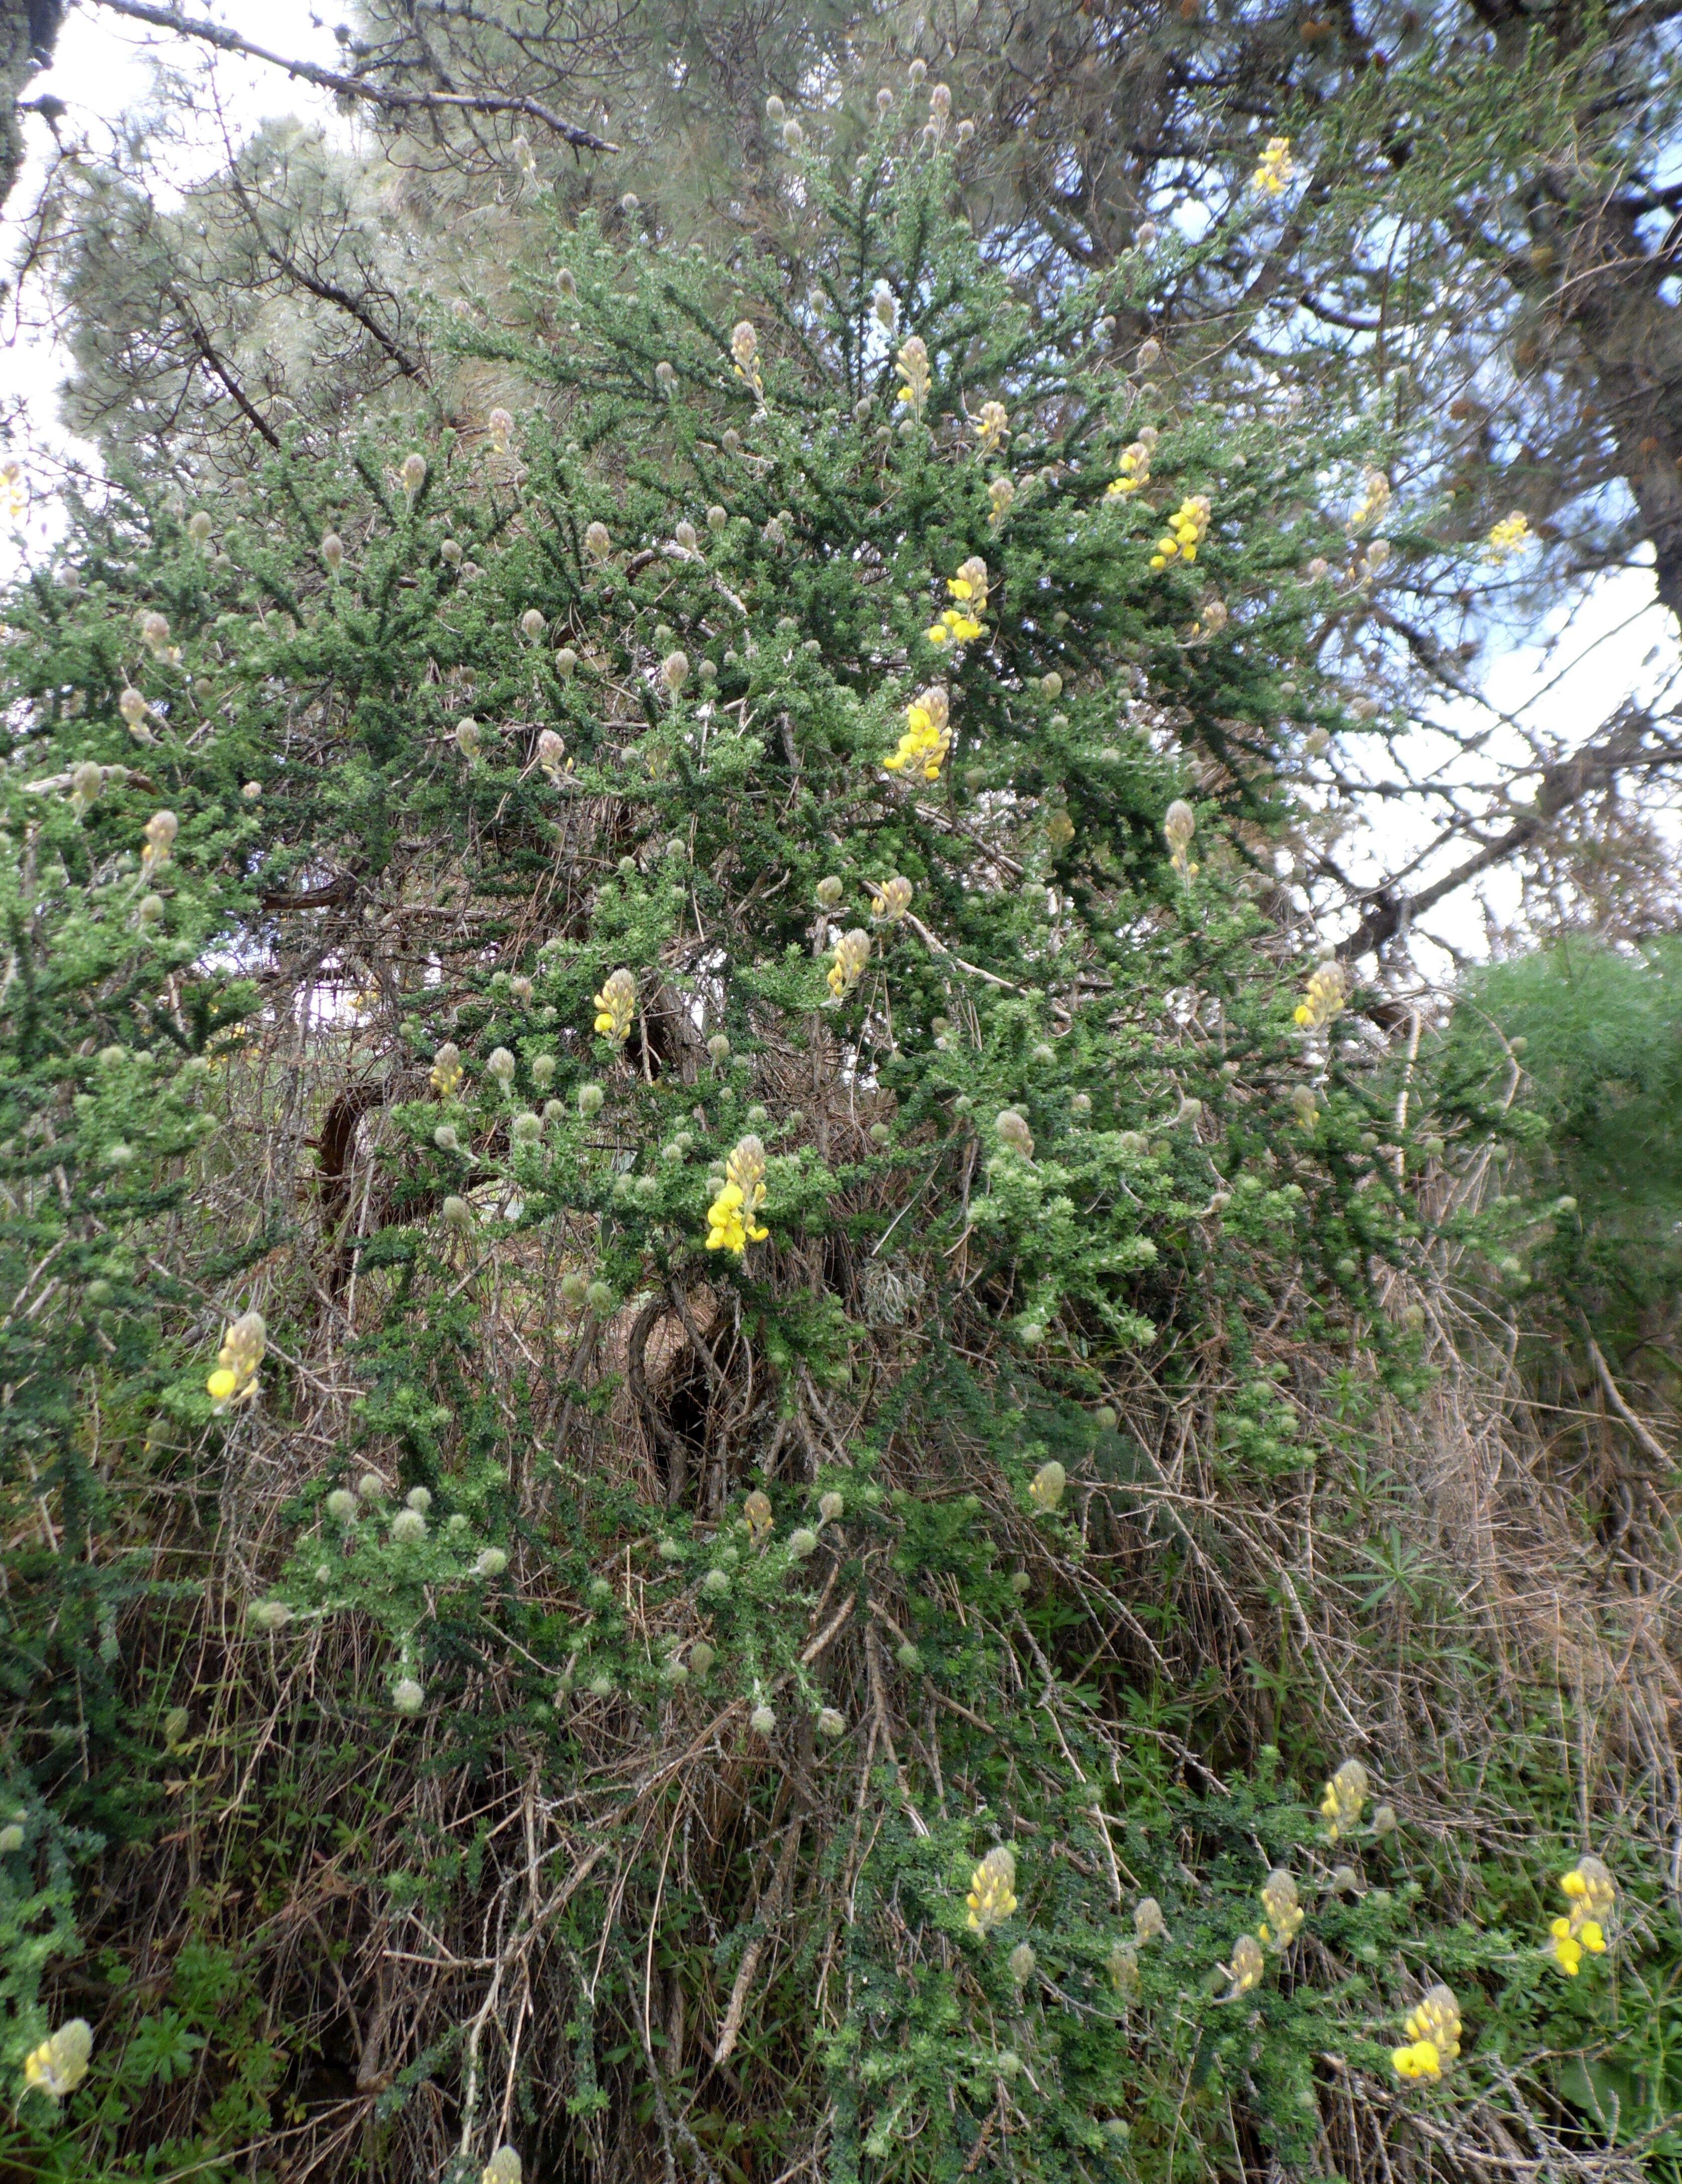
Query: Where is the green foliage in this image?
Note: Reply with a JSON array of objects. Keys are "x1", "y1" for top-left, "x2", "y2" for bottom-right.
[{"x1": 0, "y1": 137, "x2": 1670, "y2": 2184}]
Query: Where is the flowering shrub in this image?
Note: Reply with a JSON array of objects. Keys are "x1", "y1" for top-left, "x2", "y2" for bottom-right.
[{"x1": 0, "y1": 122, "x2": 1670, "y2": 2184}]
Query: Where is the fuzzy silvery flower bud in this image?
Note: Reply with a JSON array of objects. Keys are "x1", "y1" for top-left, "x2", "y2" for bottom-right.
[
  {"x1": 249, "y1": 1599, "x2": 292, "y2": 1632},
  {"x1": 585, "y1": 1280, "x2": 614, "y2": 1314},
  {"x1": 520, "y1": 609, "x2": 545, "y2": 641},
  {"x1": 487, "y1": 1046, "x2": 516, "y2": 1089},
  {"x1": 661, "y1": 650, "x2": 689, "y2": 691},
  {"x1": 481, "y1": 2147, "x2": 523, "y2": 2184},
  {"x1": 400, "y1": 452, "x2": 427, "y2": 499},
  {"x1": 556, "y1": 267, "x2": 576, "y2": 297},
  {"x1": 1008, "y1": 1941, "x2": 1036, "y2": 1985},
  {"x1": 391, "y1": 1508, "x2": 428, "y2": 1543},
  {"x1": 655, "y1": 360, "x2": 676, "y2": 392},
  {"x1": 788, "y1": 1526, "x2": 818, "y2": 1558},
  {"x1": 475, "y1": 1548, "x2": 508, "y2": 1578},
  {"x1": 818, "y1": 1491, "x2": 844, "y2": 1523},
  {"x1": 765, "y1": 94, "x2": 785, "y2": 120},
  {"x1": 578, "y1": 1082, "x2": 604, "y2": 1117},
  {"x1": 405, "y1": 1485, "x2": 432, "y2": 1513},
  {"x1": 674, "y1": 519, "x2": 698, "y2": 553},
  {"x1": 908, "y1": 57, "x2": 926, "y2": 82},
  {"x1": 750, "y1": 1703, "x2": 776, "y2": 1736},
  {"x1": 511, "y1": 1110, "x2": 542, "y2": 1145},
  {"x1": 392, "y1": 1677, "x2": 425, "y2": 1715},
  {"x1": 584, "y1": 521, "x2": 612, "y2": 561},
  {"x1": 994, "y1": 1109, "x2": 1033, "y2": 1158},
  {"x1": 442, "y1": 1195, "x2": 473, "y2": 1230}
]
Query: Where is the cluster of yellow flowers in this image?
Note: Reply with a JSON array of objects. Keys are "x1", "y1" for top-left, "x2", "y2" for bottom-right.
[
  {"x1": 1150, "y1": 496, "x2": 1210, "y2": 571},
  {"x1": 1486, "y1": 510, "x2": 1532, "y2": 560},
  {"x1": 706, "y1": 1135, "x2": 770, "y2": 1256},
  {"x1": 487, "y1": 406, "x2": 513, "y2": 454},
  {"x1": 872, "y1": 875, "x2": 914, "y2": 922},
  {"x1": 1250, "y1": 135, "x2": 1293, "y2": 194},
  {"x1": 430, "y1": 1040, "x2": 464, "y2": 1097},
  {"x1": 1294, "y1": 960, "x2": 1347, "y2": 1030},
  {"x1": 966, "y1": 1845, "x2": 1018, "y2": 1932},
  {"x1": 895, "y1": 335, "x2": 931, "y2": 421},
  {"x1": 1106, "y1": 437, "x2": 1153, "y2": 497},
  {"x1": 730, "y1": 320, "x2": 763, "y2": 401},
  {"x1": 1392, "y1": 1983, "x2": 1461, "y2": 2081},
  {"x1": 1257, "y1": 1868, "x2": 1303, "y2": 1947},
  {"x1": 1546, "y1": 1855, "x2": 1615, "y2": 1975},
  {"x1": 928, "y1": 556, "x2": 989, "y2": 646},
  {"x1": 884, "y1": 685, "x2": 952, "y2": 780},
  {"x1": 1219, "y1": 1931, "x2": 1265, "y2": 1998},
  {"x1": 207, "y1": 1309, "x2": 266, "y2": 1412},
  {"x1": 1320, "y1": 1756, "x2": 1368, "y2": 1840},
  {"x1": 1350, "y1": 467, "x2": 1391, "y2": 531},
  {"x1": 987, "y1": 476, "x2": 1015, "y2": 528},
  {"x1": 972, "y1": 399, "x2": 1010, "y2": 454},
  {"x1": 743, "y1": 1487, "x2": 773, "y2": 1541},
  {"x1": 24, "y1": 2018, "x2": 93, "y2": 2101},
  {"x1": 826, "y1": 927, "x2": 871, "y2": 999},
  {"x1": 141, "y1": 809, "x2": 178, "y2": 877},
  {"x1": 593, "y1": 967, "x2": 636, "y2": 1045}
]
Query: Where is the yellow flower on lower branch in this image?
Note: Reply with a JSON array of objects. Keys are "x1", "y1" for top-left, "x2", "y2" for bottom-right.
[
  {"x1": 208, "y1": 1309, "x2": 266, "y2": 1412},
  {"x1": 24, "y1": 2019, "x2": 93, "y2": 2100},
  {"x1": 1218, "y1": 1932, "x2": 1264, "y2": 1998},
  {"x1": 1294, "y1": 960, "x2": 1347, "y2": 1030},
  {"x1": 1393, "y1": 1984, "x2": 1460, "y2": 2081},
  {"x1": 926, "y1": 608, "x2": 983, "y2": 647},
  {"x1": 966, "y1": 1845, "x2": 1017, "y2": 1933},
  {"x1": 1149, "y1": 494, "x2": 1210, "y2": 571},
  {"x1": 1486, "y1": 511, "x2": 1531, "y2": 560},
  {"x1": 885, "y1": 685, "x2": 950, "y2": 780},
  {"x1": 1258, "y1": 1868, "x2": 1303, "y2": 1947},
  {"x1": 1320, "y1": 1756, "x2": 1368, "y2": 1840},
  {"x1": 593, "y1": 967, "x2": 636, "y2": 1044},
  {"x1": 827, "y1": 928, "x2": 871, "y2": 999}
]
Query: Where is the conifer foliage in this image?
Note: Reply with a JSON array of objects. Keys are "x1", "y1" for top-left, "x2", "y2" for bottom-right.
[{"x1": 1, "y1": 110, "x2": 1674, "y2": 2184}]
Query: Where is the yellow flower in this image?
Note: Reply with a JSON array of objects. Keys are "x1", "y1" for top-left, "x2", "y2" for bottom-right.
[
  {"x1": 872, "y1": 875, "x2": 914, "y2": 922},
  {"x1": 593, "y1": 968, "x2": 636, "y2": 1045},
  {"x1": 895, "y1": 336, "x2": 931, "y2": 420},
  {"x1": 826, "y1": 927, "x2": 871, "y2": 999},
  {"x1": 1319, "y1": 1756, "x2": 1368, "y2": 1841},
  {"x1": 1148, "y1": 495, "x2": 1210, "y2": 571},
  {"x1": 1219, "y1": 1932, "x2": 1264, "y2": 1998},
  {"x1": 1029, "y1": 1459, "x2": 1066, "y2": 1511},
  {"x1": 731, "y1": 321, "x2": 764, "y2": 400},
  {"x1": 430, "y1": 1041, "x2": 464, "y2": 1097},
  {"x1": 706, "y1": 1136, "x2": 769, "y2": 1254},
  {"x1": 1106, "y1": 441, "x2": 1152, "y2": 497},
  {"x1": 926, "y1": 608, "x2": 982, "y2": 646},
  {"x1": 141, "y1": 808, "x2": 178, "y2": 877},
  {"x1": 1258, "y1": 1868, "x2": 1303, "y2": 1947},
  {"x1": 1250, "y1": 135, "x2": 1293, "y2": 195},
  {"x1": 1393, "y1": 1984, "x2": 1460, "y2": 2079},
  {"x1": 948, "y1": 557, "x2": 990, "y2": 612},
  {"x1": 972, "y1": 400, "x2": 1010, "y2": 454},
  {"x1": 966, "y1": 1845, "x2": 1017, "y2": 1932},
  {"x1": 208, "y1": 1309, "x2": 266, "y2": 1412},
  {"x1": 987, "y1": 476, "x2": 1016, "y2": 528},
  {"x1": 1486, "y1": 511, "x2": 1531, "y2": 560},
  {"x1": 743, "y1": 1488, "x2": 773, "y2": 1540},
  {"x1": 1351, "y1": 467, "x2": 1391, "y2": 531},
  {"x1": 23, "y1": 2019, "x2": 92, "y2": 2101},
  {"x1": 884, "y1": 686, "x2": 952, "y2": 778},
  {"x1": 1294, "y1": 961, "x2": 1347, "y2": 1030},
  {"x1": 1547, "y1": 1855, "x2": 1615, "y2": 1969}
]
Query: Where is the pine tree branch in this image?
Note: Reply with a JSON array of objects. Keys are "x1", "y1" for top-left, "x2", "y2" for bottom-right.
[
  {"x1": 1336, "y1": 701, "x2": 1680, "y2": 961},
  {"x1": 85, "y1": 0, "x2": 619, "y2": 154}
]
